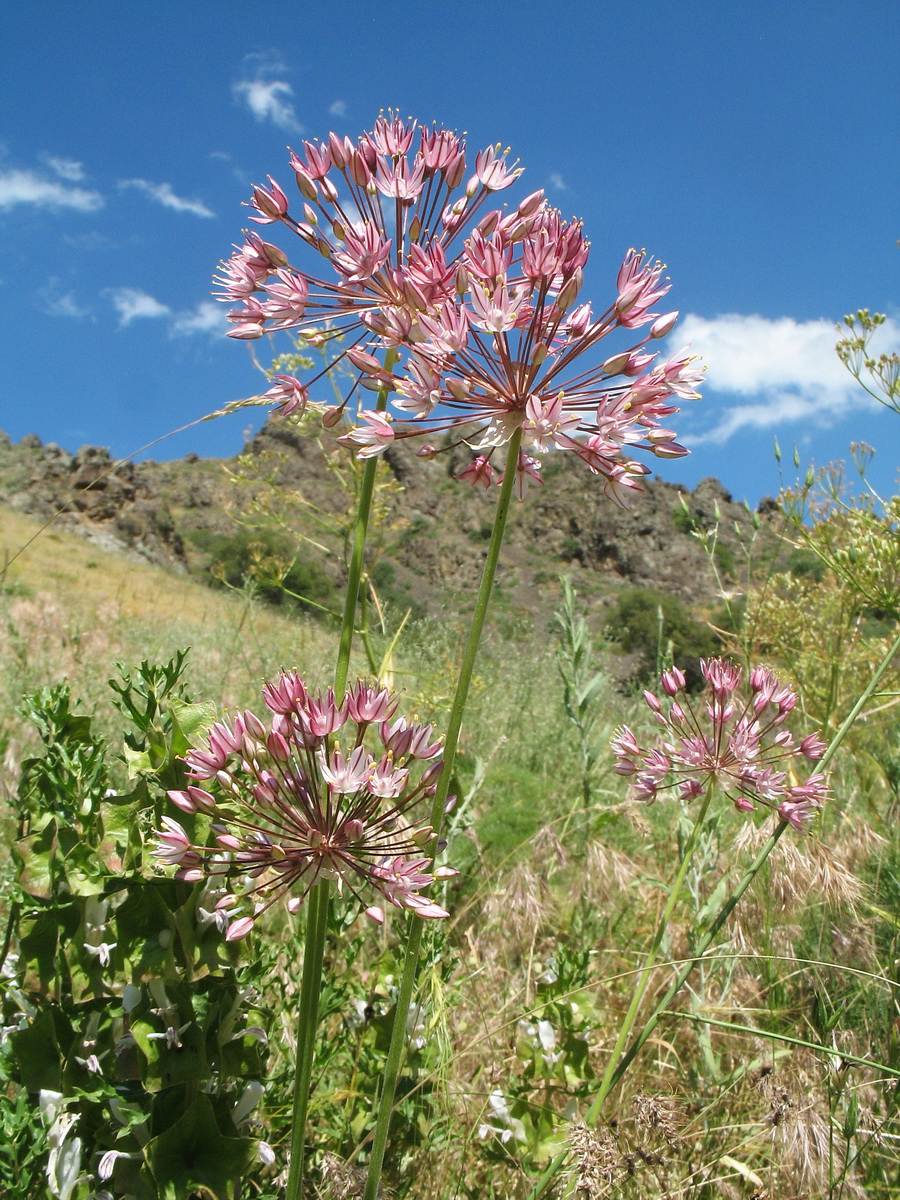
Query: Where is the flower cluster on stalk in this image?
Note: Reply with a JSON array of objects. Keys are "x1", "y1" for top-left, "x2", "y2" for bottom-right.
[
  {"x1": 215, "y1": 113, "x2": 702, "y2": 505},
  {"x1": 612, "y1": 659, "x2": 829, "y2": 830},
  {"x1": 152, "y1": 674, "x2": 456, "y2": 940}
]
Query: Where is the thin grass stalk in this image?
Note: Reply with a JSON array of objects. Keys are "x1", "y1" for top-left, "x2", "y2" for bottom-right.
[
  {"x1": 585, "y1": 786, "x2": 714, "y2": 1126},
  {"x1": 527, "y1": 627, "x2": 900, "y2": 1200},
  {"x1": 363, "y1": 429, "x2": 523, "y2": 1200},
  {"x1": 286, "y1": 879, "x2": 330, "y2": 1200}
]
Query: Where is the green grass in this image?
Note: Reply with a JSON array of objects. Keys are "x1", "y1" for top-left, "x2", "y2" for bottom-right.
[{"x1": 1, "y1": 502, "x2": 899, "y2": 1200}]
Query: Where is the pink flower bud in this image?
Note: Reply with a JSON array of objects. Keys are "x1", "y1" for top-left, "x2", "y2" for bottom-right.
[
  {"x1": 516, "y1": 189, "x2": 545, "y2": 218},
  {"x1": 601, "y1": 350, "x2": 630, "y2": 376},
  {"x1": 226, "y1": 916, "x2": 255, "y2": 942},
  {"x1": 661, "y1": 667, "x2": 685, "y2": 696},
  {"x1": 322, "y1": 404, "x2": 347, "y2": 428},
  {"x1": 800, "y1": 732, "x2": 827, "y2": 760},
  {"x1": 650, "y1": 311, "x2": 679, "y2": 338}
]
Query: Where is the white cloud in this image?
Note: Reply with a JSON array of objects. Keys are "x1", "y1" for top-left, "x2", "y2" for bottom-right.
[
  {"x1": 43, "y1": 155, "x2": 85, "y2": 182},
  {"x1": 0, "y1": 168, "x2": 103, "y2": 212},
  {"x1": 233, "y1": 78, "x2": 300, "y2": 131},
  {"x1": 548, "y1": 172, "x2": 567, "y2": 191},
  {"x1": 670, "y1": 312, "x2": 900, "y2": 444},
  {"x1": 108, "y1": 287, "x2": 170, "y2": 327},
  {"x1": 328, "y1": 99, "x2": 347, "y2": 117},
  {"x1": 119, "y1": 178, "x2": 214, "y2": 218},
  {"x1": 39, "y1": 278, "x2": 91, "y2": 319},
  {"x1": 170, "y1": 300, "x2": 227, "y2": 337}
]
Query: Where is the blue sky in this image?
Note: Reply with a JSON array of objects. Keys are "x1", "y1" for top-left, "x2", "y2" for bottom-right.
[{"x1": 1, "y1": 0, "x2": 897, "y2": 505}]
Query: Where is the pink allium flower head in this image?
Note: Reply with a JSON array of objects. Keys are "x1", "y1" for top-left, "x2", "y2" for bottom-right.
[
  {"x1": 611, "y1": 657, "x2": 829, "y2": 828},
  {"x1": 153, "y1": 677, "x2": 455, "y2": 939},
  {"x1": 216, "y1": 114, "x2": 702, "y2": 505}
]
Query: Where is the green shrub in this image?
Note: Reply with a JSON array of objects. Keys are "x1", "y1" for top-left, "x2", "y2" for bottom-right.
[
  {"x1": 189, "y1": 527, "x2": 335, "y2": 613},
  {"x1": 369, "y1": 559, "x2": 426, "y2": 622},
  {"x1": 672, "y1": 505, "x2": 696, "y2": 535},
  {"x1": 713, "y1": 541, "x2": 736, "y2": 577},
  {"x1": 605, "y1": 585, "x2": 721, "y2": 690},
  {"x1": 787, "y1": 548, "x2": 826, "y2": 582}
]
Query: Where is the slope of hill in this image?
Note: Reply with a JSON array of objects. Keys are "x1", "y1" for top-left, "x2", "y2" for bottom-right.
[{"x1": 0, "y1": 422, "x2": 782, "y2": 636}]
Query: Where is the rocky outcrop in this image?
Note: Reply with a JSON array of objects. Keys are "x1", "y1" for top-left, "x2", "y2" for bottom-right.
[
  {"x1": 0, "y1": 424, "x2": 778, "y2": 616},
  {"x1": 0, "y1": 433, "x2": 185, "y2": 565}
]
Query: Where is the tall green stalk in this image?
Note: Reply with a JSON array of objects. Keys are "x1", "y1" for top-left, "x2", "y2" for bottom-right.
[
  {"x1": 334, "y1": 361, "x2": 395, "y2": 701},
  {"x1": 363, "y1": 430, "x2": 523, "y2": 1200},
  {"x1": 526, "y1": 626, "x2": 900, "y2": 1200},
  {"x1": 286, "y1": 879, "x2": 330, "y2": 1200},
  {"x1": 286, "y1": 368, "x2": 396, "y2": 1196}
]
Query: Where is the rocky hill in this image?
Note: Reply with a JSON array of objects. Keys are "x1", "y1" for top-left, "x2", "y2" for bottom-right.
[{"x1": 0, "y1": 422, "x2": 782, "y2": 633}]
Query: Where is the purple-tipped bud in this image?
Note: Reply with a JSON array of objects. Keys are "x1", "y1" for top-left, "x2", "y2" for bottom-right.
[
  {"x1": 267, "y1": 731, "x2": 291, "y2": 762},
  {"x1": 420, "y1": 759, "x2": 444, "y2": 787}
]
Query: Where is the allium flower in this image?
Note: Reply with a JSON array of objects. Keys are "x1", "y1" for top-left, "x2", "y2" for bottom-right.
[
  {"x1": 612, "y1": 659, "x2": 829, "y2": 827},
  {"x1": 216, "y1": 113, "x2": 519, "y2": 349},
  {"x1": 216, "y1": 114, "x2": 702, "y2": 504},
  {"x1": 153, "y1": 676, "x2": 457, "y2": 939}
]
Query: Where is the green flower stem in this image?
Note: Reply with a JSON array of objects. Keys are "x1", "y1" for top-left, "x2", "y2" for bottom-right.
[
  {"x1": 363, "y1": 429, "x2": 523, "y2": 1200},
  {"x1": 528, "y1": 627, "x2": 900, "y2": 1200},
  {"x1": 286, "y1": 878, "x2": 330, "y2": 1200},
  {"x1": 334, "y1": 357, "x2": 395, "y2": 701}
]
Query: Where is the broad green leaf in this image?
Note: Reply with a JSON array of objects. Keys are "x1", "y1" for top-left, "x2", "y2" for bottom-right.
[{"x1": 142, "y1": 1095, "x2": 254, "y2": 1200}]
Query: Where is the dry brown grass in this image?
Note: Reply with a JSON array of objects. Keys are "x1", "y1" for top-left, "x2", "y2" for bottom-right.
[{"x1": 0, "y1": 507, "x2": 342, "y2": 738}]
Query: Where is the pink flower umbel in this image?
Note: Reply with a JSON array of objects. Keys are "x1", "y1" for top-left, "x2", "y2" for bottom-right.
[
  {"x1": 216, "y1": 114, "x2": 702, "y2": 504},
  {"x1": 612, "y1": 659, "x2": 829, "y2": 827},
  {"x1": 152, "y1": 676, "x2": 457, "y2": 939}
]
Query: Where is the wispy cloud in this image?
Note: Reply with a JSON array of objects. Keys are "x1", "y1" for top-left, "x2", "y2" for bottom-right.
[
  {"x1": 42, "y1": 155, "x2": 85, "y2": 182},
  {"x1": 548, "y1": 172, "x2": 567, "y2": 191},
  {"x1": 233, "y1": 54, "x2": 301, "y2": 132},
  {"x1": 672, "y1": 312, "x2": 900, "y2": 444},
  {"x1": 0, "y1": 167, "x2": 103, "y2": 212},
  {"x1": 119, "y1": 178, "x2": 214, "y2": 218},
  {"x1": 108, "y1": 287, "x2": 170, "y2": 327},
  {"x1": 328, "y1": 99, "x2": 347, "y2": 118},
  {"x1": 170, "y1": 300, "x2": 227, "y2": 337},
  {"x1": 39, "y1": 277, "x2": 91, "y2": 319}
]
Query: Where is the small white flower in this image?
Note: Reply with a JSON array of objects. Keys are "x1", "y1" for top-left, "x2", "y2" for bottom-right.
[
  {"x1": 233, "y1": 1081, "x2": 265, "y2": 1124},
  {"x1": 97, "y1": 1149, "x2": 137, "y2": 1181},
  {"x1": 83, "y1": 941, "x2": 117, "y2": 968}
]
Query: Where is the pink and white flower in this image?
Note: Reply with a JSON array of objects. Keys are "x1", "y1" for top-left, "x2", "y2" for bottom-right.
[
  {"x1": 612, "y1": 658, "x2": 829, "y2": 828},
  {"x1": 153, "y1": 674, "x2": 455, "y2": 938},
  {"x1": 217, "y1": 114, "x2": 703, "y2": 506}
]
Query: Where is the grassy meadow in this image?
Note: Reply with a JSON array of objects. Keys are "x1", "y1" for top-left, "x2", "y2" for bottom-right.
[{"x1": 1, "y1": 485, "x2": 899, "y2": 1200}]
